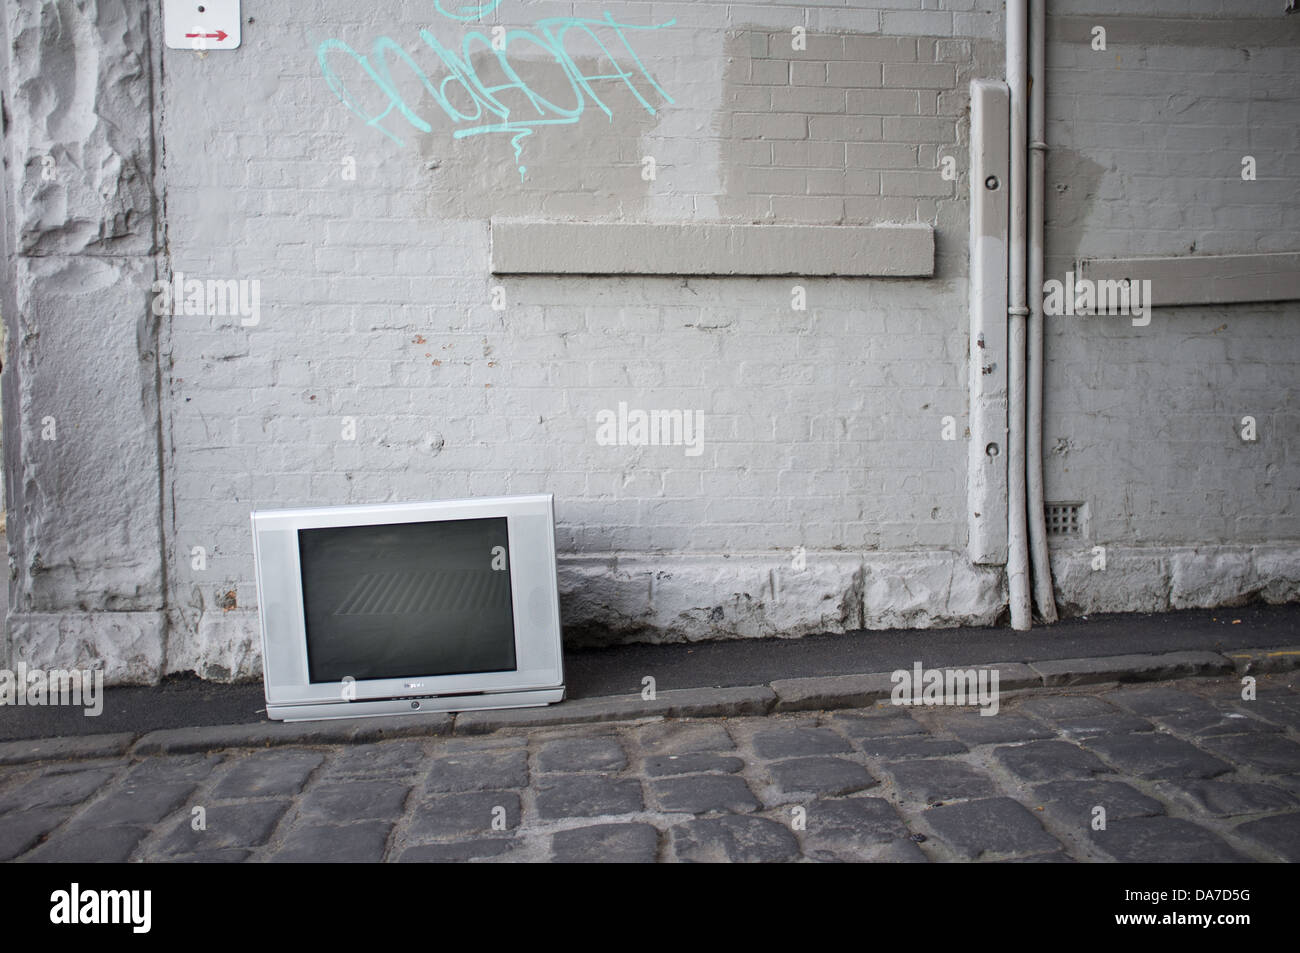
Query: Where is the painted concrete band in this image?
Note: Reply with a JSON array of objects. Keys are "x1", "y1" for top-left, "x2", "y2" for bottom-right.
[
  {"x1": 1078, "y1": 252, "x2": 1300, "y2": 307},
  {"x1": 490, "y1": 221, "x2": 935, "y2": 276}
]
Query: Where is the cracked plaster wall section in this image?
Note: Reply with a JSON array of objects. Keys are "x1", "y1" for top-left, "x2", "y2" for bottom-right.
[{"x1": 1, "y1": 0, "x2": 165, "y2": 682}]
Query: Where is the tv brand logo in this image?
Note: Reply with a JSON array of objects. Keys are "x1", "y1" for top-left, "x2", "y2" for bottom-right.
[
  {"x1": 890, "y1": 662, "x2": 1000, "y2": 716},
  {"x1": 50, "y1": 883, "x2": 151, "y2": 934},
  {"x1": 595, "y1": 402, "x2": 704, "y2": 457},
  {"x1": 0, "y1": 664, "x2": 103, "y2": 717},
  {"x1": 151, "y1": 271, "x2": 261, "y2": 326}
]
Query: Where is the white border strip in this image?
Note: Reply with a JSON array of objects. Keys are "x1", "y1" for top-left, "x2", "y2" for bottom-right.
[{"x1": 968, "y1": 80, "x2": 1010, "y2": 566}]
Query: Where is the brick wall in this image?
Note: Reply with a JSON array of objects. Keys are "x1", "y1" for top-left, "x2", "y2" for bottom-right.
[
  {"x1": 1038, "y1": 7, "x2": 1300, "y2": 615},
  {"x1": 3, "y1": 0, "x2": 1298, "y2": 682},
  {"x1": 153, "y1": 0, "x2": 1009, "y2": 677}
]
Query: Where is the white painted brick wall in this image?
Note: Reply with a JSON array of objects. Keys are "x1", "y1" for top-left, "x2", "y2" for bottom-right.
[
  {"x1": 1040, "y1": 9, "x2": 1300, "y2": 567},
  {"x1": 152, "y1": 0, "x2": 993, "y2": 676}
]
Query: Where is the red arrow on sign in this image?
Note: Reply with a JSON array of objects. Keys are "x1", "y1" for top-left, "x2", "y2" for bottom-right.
[{"x1": 184, "y1": 30, "x2": 229, "y2": 41}]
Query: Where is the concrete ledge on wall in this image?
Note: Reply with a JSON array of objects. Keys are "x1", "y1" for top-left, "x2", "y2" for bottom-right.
[
  {"x1": 1050, "y1": 543, "x2": 1300, "y2": 616},
  {"x1": 490, "y1": 221, "x2": 935, "y2": 277},
  {"x1": 24, "y1": 545, "x2": 1300, "y2": 685},
  {"x1": 557, "y1": 552, "x2": 1004, "y2": 648},
  {"x1": 165, "y1": 609, "x2": 263, "y2": 683},
  {"x1": 7, "y1": 611, "x2": 167, "y2": 685},
  {"x1": 1078, "y1": 252, "x2": 1300, "y2": 307},
  {"x1": 152, "y1": 552, "x2": 1003, "y2": 683}
]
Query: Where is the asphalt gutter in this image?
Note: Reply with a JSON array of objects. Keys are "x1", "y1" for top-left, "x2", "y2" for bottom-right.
[{"x1": 0, "y1": 635, "x2": 1294, "y2": 767}]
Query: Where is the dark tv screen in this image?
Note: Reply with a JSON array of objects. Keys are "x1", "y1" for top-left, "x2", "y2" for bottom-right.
[{"x1": 298, "y1": 517, "x2": 517, "y2": 683}]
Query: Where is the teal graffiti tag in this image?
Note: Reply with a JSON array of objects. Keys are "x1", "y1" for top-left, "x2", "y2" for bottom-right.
[
  {"x1": 317, "y1": 7, "x2": 675, "y2": 179},
  {"x1": 434, "y1": 1, "x2": 502, "y2": 22}
]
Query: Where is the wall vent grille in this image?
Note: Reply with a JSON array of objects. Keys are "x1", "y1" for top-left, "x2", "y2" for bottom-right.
[{"x1": 1045, "y1": 502, "x2": 1084, "y2": 538}]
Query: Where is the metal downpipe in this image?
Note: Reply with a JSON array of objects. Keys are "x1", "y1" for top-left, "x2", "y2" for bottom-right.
[
  {"x1": 1006, "y1": 0, "x2": 1032, "y2": 630},
  {"x1": 1027, "y1": 0, "x2": 1058, "y2": 623}
]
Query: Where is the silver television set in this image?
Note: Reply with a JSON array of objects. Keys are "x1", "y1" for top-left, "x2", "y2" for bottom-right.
[{"x1": 250, "y1": 494, "x2": 565, "y2": 721}]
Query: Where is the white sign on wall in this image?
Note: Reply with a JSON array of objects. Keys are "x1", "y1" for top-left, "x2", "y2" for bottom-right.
[{"x1": 164, "y1": 0, "x2": 241, "y2": 51}]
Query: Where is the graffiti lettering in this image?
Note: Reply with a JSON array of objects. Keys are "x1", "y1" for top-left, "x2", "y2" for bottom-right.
[{"x1": 317, "y1": 5, "x2": 674, "y2": 178}]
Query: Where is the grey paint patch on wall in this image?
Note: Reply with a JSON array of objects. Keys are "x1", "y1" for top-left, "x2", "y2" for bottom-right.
[
  {"x1": 392, "y1": 51, "x2": 662, "y2": 222},
  {"x1": 717, "y1": 30, "x2": 1001, "y2": 281},
  {"x1": 1041, "y1": 146, "x2": 1106, "y2": 270}
]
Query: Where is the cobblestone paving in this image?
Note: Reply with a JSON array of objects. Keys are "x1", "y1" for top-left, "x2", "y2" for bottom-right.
[{"x1": 3, "y1": 672, "x2": 1298, "y2": 862}]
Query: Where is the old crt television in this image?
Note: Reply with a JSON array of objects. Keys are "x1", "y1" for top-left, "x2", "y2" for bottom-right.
[{"x1": 250, "y1": 495, "x2": 565, "y2": 721}]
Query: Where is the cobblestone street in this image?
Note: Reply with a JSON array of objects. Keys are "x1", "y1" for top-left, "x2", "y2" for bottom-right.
[{"x1": 2, "y1": 669, "x2": 1298, "y2": 863}]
